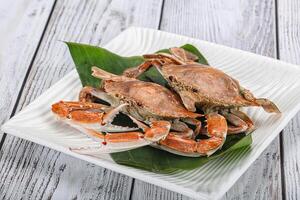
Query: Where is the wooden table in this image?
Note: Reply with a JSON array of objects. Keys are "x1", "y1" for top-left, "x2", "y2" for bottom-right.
[{"x1": 0, "y1": 0, "x2": 299, "y2": 199}]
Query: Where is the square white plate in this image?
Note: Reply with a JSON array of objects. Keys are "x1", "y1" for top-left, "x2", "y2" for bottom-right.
[{"x1": 2, "y1": 27, "x2": 300, "y2": 200}]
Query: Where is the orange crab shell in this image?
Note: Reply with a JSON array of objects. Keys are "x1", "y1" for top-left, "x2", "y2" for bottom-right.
[
  {"x1": 102, "y1": 79, "x2": 201, "y2": 119},
  {"x1": 161, "y1": 63, "x2": 259, "y2": 108},
  {"x1": 51, "y1": 101, "x2": 108, "y2": 123}
]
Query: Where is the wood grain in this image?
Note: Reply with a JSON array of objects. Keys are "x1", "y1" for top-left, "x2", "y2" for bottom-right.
[
  {"x1": 131, "y1": 0, "x2": 282, "y2": 199},
  {"x1": 278, "y1": 0, "x2": 300, "y2": 199},
  {"x1": 0, "y1": 0, "x2": 163, "y2": 199},
  {"x1": 0, "y1": 0, "x2": 55, "y2": 139}
]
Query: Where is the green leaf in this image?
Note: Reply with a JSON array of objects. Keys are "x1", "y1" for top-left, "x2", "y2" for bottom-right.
[
  {"x1": 66, "y1": 42, "x2": 144, "y2": 87},
  {"x1": 66, "y1": 42, "x2": 252, "y2": 173},
  {"x1": 111, "y1": 133, "x2": 252, "y2": 173}
]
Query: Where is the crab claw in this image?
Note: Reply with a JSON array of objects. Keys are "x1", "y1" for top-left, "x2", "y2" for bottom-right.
[
  {"x1": 226, "y1": 109, "x2": 255, "y2": 134},
  {"x1": 157, "y1": 113, "x2": 227, "y2": 157},
  {"x1": 255, "y1": 98, "x2": 281, "y2": 113},
  {"x1": 241, "y1": 88, "x2": 281, "y2": 113},
  {"x1": 220, "y1": 110, "x2": 249, "y2": 135},
  {"x1": 52, "y1": 101, "x2": 109, "y2": 118},
  {"x1": 52, "y1": 101, "x2": 173, "y2": 155},
  {"x1": 69, "y1": 129, "x2": 152, "y2": 154},
  {"x1": 169, "y1": 47, "x2": 199, "y2": 63},
  {"x1": 198, "y1": 113, "x2": 227, "y2": 156},
  {"x1": 52, "y1": 101, "x2": 139, "y2": 154},
  {"x1": 144, "y1": 121, "x2": 171, "y2": 141},
  {"x1": 52, "y1": 101, "x2": 133, "y2": 132},
  {"x1": 69, "y1": 121, "x2": 171, "y2": 155}
]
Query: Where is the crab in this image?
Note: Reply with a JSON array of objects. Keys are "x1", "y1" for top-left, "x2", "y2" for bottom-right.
[
  {"x1": 89, "y1": 67, "x2": 229, "y2": 156},
  {"x1": 52, "y1": 68, "x2": 229, "y2": 156},
  {"x1": 123, "y1": 47, "x2": 281, "y2": 136}
]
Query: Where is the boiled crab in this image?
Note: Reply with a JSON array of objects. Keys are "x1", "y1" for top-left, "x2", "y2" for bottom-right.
[
  {"x1": 52, "y1": 68, "x2": 229, "y2": 156},
  {"x1": 123, "y1": 47, "x2": 280, "y2": 136},
  {"x1": 91, "y1": 67, "x2": 229, "y2": 156}
]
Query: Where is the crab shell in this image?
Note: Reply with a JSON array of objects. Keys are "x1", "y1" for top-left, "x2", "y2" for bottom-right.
[
  {"x1": 160, "y1": 63, "x2": 280, "y2": 112},
  {"x1": 102, "y1": 78, "x2": 200, "y2": 121}
]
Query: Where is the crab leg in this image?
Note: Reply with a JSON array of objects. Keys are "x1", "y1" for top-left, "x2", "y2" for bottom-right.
[
  {"x1": 144, "y1": 53, "x2": 186, "y2": 65},
  {"x1": 92, "y1": 67, "x2": 134, "y2": 82},
  {"x1": 255, "y1": 98, "x2": 281, "y2": 113},
  {"x1": 123, "y1": 47, "x2": 199, "y2": 79},
  {"x1": 127, "y1": 115, "x2": 171, "y2": 141},
  {"x1": 52, "y1": 101, "x2": 109, "y2": 118},
  {"x1": 101, "y1": 103, "x2": 128, "y2": 125},
  {"x1": 79, "y1": 86, "x2": 115, "y2": 104},
  {"x1": 123, "y1": 52, "x2": 185, "y2": 79},
  {"x1": 219, "y1": 109, "x2": 254, "y2": 135},
  {"x1": 130, "y1": 115, "x2": 195, "y2": 141},
  {"x1": 181, "y1": 118, "x2": 202, "y2": 138},
  {"x1": 52, "y1": 101, "x2": 137, "y2": 133},
  {"x1": 201, "y1": 113, "x2": 227, "y2": 155},
  {"x1": 220, "y1": 111, "x2": 248, "y2": 135},
  {"x1": 52, "y1": 101, "x2": 127, "y2": 126},
  {"x1": 79, "y1": 86, "x2": 94, "y2": 102},
  {"x1": 78, "y1": 128, "x2": 145, "y2": 143},
  {"x1": 170, "y1": 120, "x2": 194, "y2": 139},
  {"x1": 157, "y1": 133, "x2": 197, "y2": 155},
  {"x1": 240, "y1": 88, "x2": 281, "y2": 113},
  {"x1": 158, "y1": 113, "x2": 227, "y2": 157},
  {"x1": 70, "y1": 128, "x2": 152, "y2": 155},
  {"x1": 169, "y1": 47, "x2": 199, "y2": 64},
  {"x1": 70, "y1": 120, "x2": 171, "y2": 155},
  {"x1": 123, "y1": 60, "x2": 153, "y2": 78},
  {"x1": 230, "y1": 109, "x2": 255, "y2": 134},
  {"x1": 144, "y1": 121, "x2": 171, "y2": 141}
]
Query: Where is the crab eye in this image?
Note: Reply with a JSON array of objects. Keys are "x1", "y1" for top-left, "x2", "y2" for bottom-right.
[
  {"x1": 192, "y1": 88, "x2": 198, "y2": 93},
  {"x1": 169, "y1": 76, "x2": 175, "y2": 82}
]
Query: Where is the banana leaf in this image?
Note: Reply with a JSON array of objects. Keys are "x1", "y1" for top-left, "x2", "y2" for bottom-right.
[
  {"x1": 66, "y1": 42, "x2": 252, "y2": 173},
  {"x1": 111, "y1": 133, "x2": 251, "y2": 172}
]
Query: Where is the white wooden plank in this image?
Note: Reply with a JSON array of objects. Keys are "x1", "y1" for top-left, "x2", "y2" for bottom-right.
[
  {"x1": 131, "y1": 0, "x2": 282, "y2": 199},
  {"x1": 0, "y1": 0, "x2": 55, "y2": 140},
  {"x1": 0, "y1": 0, "x2": 163, "y2": 199},
  {"x1": 278, "y1": 0, "x2": 300, "y2": 199}
]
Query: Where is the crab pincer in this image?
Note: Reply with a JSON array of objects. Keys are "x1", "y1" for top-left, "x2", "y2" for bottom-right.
[
  {"x1": 51, "y1": 101, "x2": 171, "y2": 154},
  {"x1": 158, "y1": 113, "x2": 227, "y2": 156}
]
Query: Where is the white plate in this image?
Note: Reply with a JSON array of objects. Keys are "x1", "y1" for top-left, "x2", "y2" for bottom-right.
[{"x1": 2, "y1": 27, "x2": 300, "y2": 200}]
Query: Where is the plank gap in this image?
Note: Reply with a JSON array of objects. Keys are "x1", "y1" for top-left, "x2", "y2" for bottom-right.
[
  {"x1": 280, "y1": 134, "x2": 287, "y2": 200},
  {"x1": 128, "y1": 178, "x2": 135, "y2": 200},
  {"x1": 158, "y1": 0, "x2": 165, "y2": 29}
]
